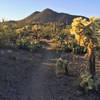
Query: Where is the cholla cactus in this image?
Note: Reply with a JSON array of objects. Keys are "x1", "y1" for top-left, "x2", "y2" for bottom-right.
[
  {"x1": 63, "y1": 60, "x2": 68, "y2": 74},
  {"x1": 79, "y1": 71, "x2": 94, "y2": 92},
  {"x1": 56, "y1": 58, "x2": 65, "y2": 75},
  {"x1": 70, "y1": 17, "x2": 100, "y2": 78},
  {"x1": 79, "y1": 71, "x2": 100, "y2": 92},
  {"x1": 56, "y1": 58, "x2": 68, "y2": 75}
]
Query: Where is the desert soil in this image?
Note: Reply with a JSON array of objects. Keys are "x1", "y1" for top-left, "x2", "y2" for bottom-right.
[{"x1": 0, "y1": 40, "x2": 99, "y2": 100}]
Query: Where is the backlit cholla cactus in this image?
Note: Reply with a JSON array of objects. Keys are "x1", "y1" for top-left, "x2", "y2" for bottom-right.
[
  {"x1": 70, "y1": 16, "x2": 100, "y2": 78},
  {"x1": 56, "y1": 58, "x2": 68, "y2": 75}
]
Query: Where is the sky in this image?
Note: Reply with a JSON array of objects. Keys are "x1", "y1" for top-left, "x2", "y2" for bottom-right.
[{"x1": 0, "y1": 0, "x2": 100, "y2": 21}]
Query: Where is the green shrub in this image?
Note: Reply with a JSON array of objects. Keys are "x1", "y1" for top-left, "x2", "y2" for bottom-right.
[
  {"x1": 56, "y1": 41, "x2": 87, "y2": 54},
  {"x1": 16, "y1": 36, "x2": 42, "y2": 51},
  {"x1": 73, "y1": 46, "x2": 87, "y2": 55},
  {"x1": 0, "y1": 32, "x2": 17, "y2": 46},
  {"x1": 40, "y1": 32, "x2": 51, "y2": 40},
  {"x1": 56, "y1": 33, "x2": 66, "y2": 41},
  {"x1": 56, "y1": 42, "x2": 72, "y2": 52}
]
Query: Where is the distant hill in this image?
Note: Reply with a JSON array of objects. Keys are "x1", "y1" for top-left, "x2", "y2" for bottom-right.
[
  {"x1": 20, "y1": 8, "x2": 87, "y2": 25},
  {"x1": 5, "y1": 8, "x2": 88, "y2": 25}
]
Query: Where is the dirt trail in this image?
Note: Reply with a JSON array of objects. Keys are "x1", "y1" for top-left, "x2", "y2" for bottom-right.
[
  {"x1": 0, "y1": 40, "x2": 60, "y2": 100},
  {"x1": 23, "y1": 48, "x2": 59, "y2": 100},
  {"x1": 0, "y1": 40, "x2": 100, "y2": 100}
]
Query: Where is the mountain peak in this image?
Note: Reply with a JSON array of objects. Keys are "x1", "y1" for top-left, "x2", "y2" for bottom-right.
[
  {"x1": 21, "y1": 8, "x2": 87, "y2": 25},
  {"x1": 42, "y1": 8, "x2": 57, "y2": 14},
  {"x1": 33, "y1": 11, "x2": 40, "y2": 15},
  {"x1": 43, "y1": 8, "x2": 54, "y2": 12}
]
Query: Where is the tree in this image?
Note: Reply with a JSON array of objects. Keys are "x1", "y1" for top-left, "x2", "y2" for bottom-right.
[{"x1": 70, "y1": 17, "x2": 100, "y2": 78}]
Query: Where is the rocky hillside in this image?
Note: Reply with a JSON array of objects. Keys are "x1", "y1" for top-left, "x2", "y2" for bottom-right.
[
  {"x1": 6, "y1": 8, "x2": 87, "y2": 25},
  {"x1": 21, "y1": 8, "x2": 87, "y2": 24}
]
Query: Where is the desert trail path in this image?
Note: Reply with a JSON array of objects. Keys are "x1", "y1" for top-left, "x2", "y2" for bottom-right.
[
  {"x1": 0, "y1": 40, "x2": 59, "y2": 100},
  {"x1": 0, "y1": 40, "x2": 100, "y2": 100}
]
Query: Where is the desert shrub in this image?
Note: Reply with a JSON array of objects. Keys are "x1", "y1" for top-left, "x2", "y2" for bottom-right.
[
  {"x1": 0, "y1": 32, "x2": 17, "y2": 46},
  {"x1": 16, "y1": 36, "x2": 42, "y2": 51},
  {"x1": 56, "y1": 43, "x2": 86, "y2": 54},
  {"x1": 40, "y1": 33, "x2": 51, "y2": 40},
  {"x1": 56, "y1": 42, "x2": 72, "y2": 52},
  {"x1": 73, "y1": 46, "x2": 87, "y2": 55},
  {"x1": 71, "y1": 42, "x2": 77, "y2": 48},
  {"x1": 79, "y1": 71, "x2": 100, "y2": 93},
  {"x1": 70, "y1": 42, "x2": 87, "y2": 55},
  {"x1": 56, "y1": 33, "x2": 66, "y2": 41},
  {"x1": 55, "y1": 40, "x2": 87, "y2": 54}
]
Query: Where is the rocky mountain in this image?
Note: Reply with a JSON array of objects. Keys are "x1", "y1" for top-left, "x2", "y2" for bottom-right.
[
  {"x1": 4, "y1": 8, "x2": 87, "y2": 26},
  {"x1": 19, "y1": 8, "x2": 87, "y2": 25}
]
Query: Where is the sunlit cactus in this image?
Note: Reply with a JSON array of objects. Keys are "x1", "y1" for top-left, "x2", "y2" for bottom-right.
[
  {"x1": 56, "y1": 58, "x2": 68, "y2": 75},
  {"x1": 56, "y1": 58, "x2": 65, "y2": 75},
  {"x1": 70, "y1": 16, "x2": 100, "y2": 78}
]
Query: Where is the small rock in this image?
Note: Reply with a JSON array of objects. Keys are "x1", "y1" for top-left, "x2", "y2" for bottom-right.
[
  {"x1": 8, "y1": 50, "x2": 13, "y2": 53},
  {"x1": 76, "y1": 90, "x2": 83, "y2": 96}
]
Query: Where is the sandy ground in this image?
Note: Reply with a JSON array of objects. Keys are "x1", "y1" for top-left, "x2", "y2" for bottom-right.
[{"x1": 0, "y1": 40, "x2": 99, "y2": 100}]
